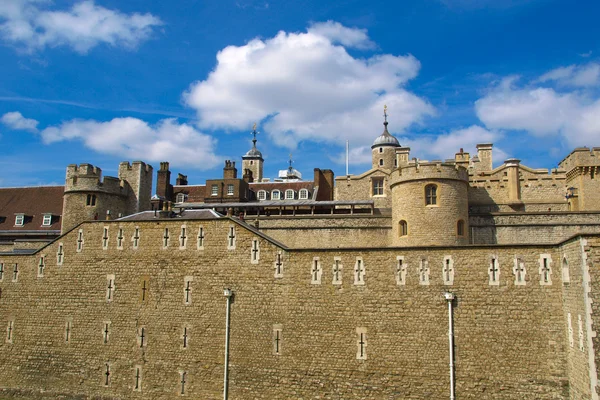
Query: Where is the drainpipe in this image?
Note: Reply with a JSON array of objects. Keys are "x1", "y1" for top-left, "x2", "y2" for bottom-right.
[
  {"x1": 223, "y1": 288, "x2": 233, "y2": 400},
  {"x1": 444, "y1": 292, "x2": 456, "y2": 400}
]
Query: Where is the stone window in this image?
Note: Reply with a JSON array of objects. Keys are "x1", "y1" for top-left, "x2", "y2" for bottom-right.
[
  {"x1": 12, "y1": 263, "x2": 18, "y2": 282},
  {"x1": 567, "y1": 313, "x2": 574, "y2": 348},
  {"x1": 132, "y1": 227, "x2": 140, "y2": 249},
  {"x1": 181, "y1": 325, "x2": 189, "y2": 349},
  {"x1": 183, "y1": 276, "x2": 193, "y2": 305},
  {"x1": 488, "y1": 256, "x2": 500, "y2": 286},
  {"x1": 379, "y1": 158, "x2": 384, "y2": 166},
  {"x1": 65, "y1": 319, "x2": 72, "y2": 343},
  {"x1": 257, "y1": 190, "x2": 267, "y2": 201},
  {"x1": 285, "y1": 189, "x2": 295, "y2": 200},
  {"x1": 140, "y1": 276, "x2": 150, "y2": 303},
  {"x1": 179, "y1": 225, "x2": 187, "y2": 250},
  {"x1": 578, "y1": 314, "x2": 585, "y2": 352},
  {"x1": 299, "y1": 189, "x2": 309, "y2": 200},
  {"x1": 251, "y1": 238, "x2": 260, "y2": 264},
  {"x1": 106, "y1": 274, "x2": 115, "y2": 302},
  {"x1": 372, "y1": 178, "x2": 384, "y2": 196},
  {"x1": 42, "y1": 214, "x2": 52, "y2": 226},
  {"x1": 396, "y1": 256, "x2": 407, "y2": 286},
  {"x1": 211, "y1": 184, "x2": 218, "y2": 196},
  {"x1": 443, "y1": 256, "x2": 454, "y2": 285},
  {"x1": 562, "y1": 257, "x2": 570, "y2": 284},
  {"x1": 103, "y1": 321, "x2": 111, "y2": 344},
  {"x1": 133, "y1": 365, "x2": 142, "y2": 392},
  {"x1": 14, "y1": 214, "x2": 24, "y2": 226},
  {"x1": 116, "y1": 228, "x2": 124, "y2": 250},
  {"x1": 0, "y1": 263, "x2": 3, "y2": 281},
  {"x1": 425, "y1": 184, "x2": 437, "y2": 205},
  {"x1": 76, "y1": 229, "x2": 84, "y2": 252},
  {"x1": 137, "y1": 327, "x2": 147, "y2": 348},
  {"x1": 273, "y1": 325, "x2": 283, "y2": 355},
  {"x1": 179, "y1": 371, "x2": 187, "y2": 395},
  {"x1": 311, "y1": 257, "x2": 322, "y2": 284},
  {"x1": 86, "y1": 194, "x2": 96, "y2": 206},
  {"x1": 399, "y1": 220, "x2": 408, "y2": 237},
  {"x1": 197, "y1": 226, "x2": 205, "y2": 250},
  {"x1": 37, "y1": 255, "x2": 45, "y2": 278},
  {"x1": 163, "y1": 228, "x2": 170, "y2": 249},
  {"x1": 513, "y1": 257, "x2": 526, "y2": 286},
  {"x1": 227, "y1": 184, "x2": 234, "y2": 196},
  {"x1": 272, "y1": 190, "x2": 281, "y2": 200},
  {"x1": 394, "y1": 158, "x2": 398, "y2": 167},
  {"x1": 104, "y1": 363, "x2": 111, "y2": 387},
  {"x1": 56, "y1": 242, "x2": 64, "y2": 265},
  {"x1": 332, "y1": 257, "x2": 343, "y2": 285},
  {"x1": 356, "y1": 327, "x2": 367, "y2": 360},
  {"x1": 457, "y1": 220, "x2": 465, "y2": 236},
  {"x1": 539, "y1": 254, "x2": 552, "y2": 286},
  {"x1": 6, "y1": 320, "x2": 14, "y2": 343},
  {"x1": 102, "y1": 227, "x2": 109, "y2": 250},
  {"x1": 379, "y1": 147, "x2": 383, "y2": 153},
  {"x1": 176, "y1": 193, "x2": 187, "y2": 203},
  {"x1": 419, "y1": 258, "x2": 430, "y2": 285},
  {"x1": 227, "y1": 226, "x2": 236, "y2": 250},
  {"x1": 274, "y1": 251, "x2": 283, "y2": 278},
  {"x1": 354, "y1": 257, "x2": 365, "y2": 285}
]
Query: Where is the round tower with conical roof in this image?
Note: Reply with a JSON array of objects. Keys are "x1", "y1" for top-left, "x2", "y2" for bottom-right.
[
  {"x1": 242, "y1": 124, "x2": 264, "y2": 182},
  {"x1": 372, "y1": 105, "x2": 400, "y2": 170}
]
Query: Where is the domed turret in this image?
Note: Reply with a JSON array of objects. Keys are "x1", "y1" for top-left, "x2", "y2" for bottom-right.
[
  {"x1": 242, "y1": 124, "x2": 264, "y2": 182},
  {"x1": 372, "y1": 105, "x2": 400, "y2": 170}
]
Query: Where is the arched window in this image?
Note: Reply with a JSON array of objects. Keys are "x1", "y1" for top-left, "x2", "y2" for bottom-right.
[
  {"x1": 399, "y1": 220, "x2": 408, "y2": 237},
  {"x1": 257, "y1": 190, "x2": 267, "y2": 201},
  {"x1": 176, "y1": 193, "x2": 188, "y2": 203},
  {"x1": 379, "y1": 159, "x2": 384, "y2": 166},
  {"x1": 299, "y1": 189, "x2": 309, "y2": 200},
  {"x1": 425, "y1": 184, "x2": 437, "y2": 205},
  {"x1": 457, "y1": 220, "x2": 465, "y2": 236},
  {"x1": 379, "y1": 147, "x2": 383, "y2": 153},
  {"x1": 285, "y1": 189, "x2": 295, "y2": 200},
  {"x1": 86, "y1": 194, "x2": 97, "y2": 206},
  {"x1": 394, "y1": 158, "x2": 398, "y2": 167},
  {"x1": 271, "y1": 190, "x2": 281, "y2": 200}
]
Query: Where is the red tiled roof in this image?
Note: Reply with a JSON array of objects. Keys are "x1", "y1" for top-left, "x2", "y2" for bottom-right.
[{"x1": 0, "y1": 186, "x2": 64, "y2": 232}]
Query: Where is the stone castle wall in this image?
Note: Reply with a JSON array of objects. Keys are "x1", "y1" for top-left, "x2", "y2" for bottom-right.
[
  {"x1": 0, "y1": 218, "x2": 593, "y2": 399},
  {"x1": 335, "y1": 170, "x2": 393, "y2": 209}
]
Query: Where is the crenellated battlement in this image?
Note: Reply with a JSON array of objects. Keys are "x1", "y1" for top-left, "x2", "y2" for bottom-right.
[
  {"x1": 391, "y1": 161, "x2": 468, "y2": 187},
  {"x1": 558, "y1": 147, "x2": 600, "y2": 172},
  {"x1": 64, "y1": 163, "x2": 125, "y2": 196}
]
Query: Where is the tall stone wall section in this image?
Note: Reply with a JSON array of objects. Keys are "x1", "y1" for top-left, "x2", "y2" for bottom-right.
[
  {"x1": 335, "y1": 170, "x2": 393, "y2": 209},
  {"x1": 118, "y1": 161, "x2": 153, "y2": 214},
  {"x1": 0, "y1": 218, "x2": 592, "y2": 399}
]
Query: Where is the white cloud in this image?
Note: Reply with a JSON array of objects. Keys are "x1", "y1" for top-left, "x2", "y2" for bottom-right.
[
  {"x1": 39, "y1": 117, "x2": 220, "y2": 169},
  {"x1": 1, "y1": 111, "x2": 39, "y2": 131},
  {"x1": 0, "y1": 0, "x2": 162, "y2": 53},
  {"x1": 183, "y1": 22, "x2": 434, "y2": 149},
  {"x1": 537, "y1": 63, "x2": 600, "y2": 87},
  {"x1": 475, "y1": 75, "x2": 600, "y2": 147}
]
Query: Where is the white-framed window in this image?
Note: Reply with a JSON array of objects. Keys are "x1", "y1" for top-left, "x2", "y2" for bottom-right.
[
  {"x1": 372, "y1": 178, "x2": 384, "y2": 196},
  {"x1": 257, "y1": 190, "x2": 267, "y2": 201},
  {"x1": 272, "y1": 190, "x2": 281, "y2": 200},
  {"x1": 211, "y1": 184, "x2": 218, "y2": 196},
  {"x1": 176, "y1": 193, "x2": 187, "y2": 203},
  {"x1": 285, "y1": 189, "x2": 295, "y2": 200},
  {"x1": 42, "y1": 214, "x2": 52, "y2": 226},
  {"x1": 14, "y1": 214, "x2": 24, "y2": 226},
  {"x1": 299, "y1": 189, "x2": 309, "y2": 200},
  {"x1": 227, "y1": 184, "x2": 234, "y2": 196}
]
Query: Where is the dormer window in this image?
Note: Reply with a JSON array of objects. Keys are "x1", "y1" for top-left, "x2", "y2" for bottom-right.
[
  {"x1": 176, "y1": 193, "x2": 188, "y2": 203},
  {"x1": 42, "y1": 214, "x2": 52, "y2": 226},
  {"x1": 272, "y1": 190, "x2": 281, "y2": 200},
  {"x1": 257, "y1": 190, "x2": 267, "y2": 201},
  {"x1": 285, "y1": 189, "x2": 295, "y2": 200},
  {"x1": 299, "y1": 189, "x2": 309, "y2": 200},
  {"x1": 14, "y1": 214, "x2": 24, "y2": 226}
]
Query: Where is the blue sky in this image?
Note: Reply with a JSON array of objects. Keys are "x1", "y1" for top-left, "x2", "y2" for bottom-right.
[{"x1": 1, "y1": 0, "x2": 599, "y2": 187}]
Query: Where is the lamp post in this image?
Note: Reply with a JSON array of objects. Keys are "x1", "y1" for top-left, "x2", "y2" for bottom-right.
[{"x1": 223, "y1": 288, "x2": 233, "y2": 400}]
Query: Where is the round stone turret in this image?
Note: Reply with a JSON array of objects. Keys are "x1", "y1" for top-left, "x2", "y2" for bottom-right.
[
  {"x1": 371, "y1": 119, "x2": 400, "y2": 170},
  {"x1": 242, "y1": 126, "x2": 264, "y2": 182},
  {"x1": 390, "y1": 161, "x2": 469, "y2": 246}
]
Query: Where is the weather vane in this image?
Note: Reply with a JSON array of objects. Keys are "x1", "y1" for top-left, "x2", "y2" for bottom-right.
[
  {"x1": 383, "y1": 104, "x2": 388, "y2": 123},
  {"x1": 251, "y1": 123, "x2": 259, "y2": 142}
]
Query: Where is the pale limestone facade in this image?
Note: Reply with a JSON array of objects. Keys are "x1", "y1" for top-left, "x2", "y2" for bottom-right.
[{"x1": 2, "y1": 124, "x2": 600, "y2": 399}]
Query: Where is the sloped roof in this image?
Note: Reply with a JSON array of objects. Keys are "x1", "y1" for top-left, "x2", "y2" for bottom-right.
[{"x1": 0, "y1": 186, "x2": 64, "y2": 232}]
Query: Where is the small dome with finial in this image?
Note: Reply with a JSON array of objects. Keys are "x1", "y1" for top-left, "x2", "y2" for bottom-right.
[
  {"x1": 371, "y1": 105, "x2": 400, "y2": 148},
  {"x1": 243, "y1": 123, "x2": 264, "y2": 159}
]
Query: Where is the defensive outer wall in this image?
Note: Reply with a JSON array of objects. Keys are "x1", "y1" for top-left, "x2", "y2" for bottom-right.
[{"x1": 1, "y1": 217, "x2": 599, "y2": 399}]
